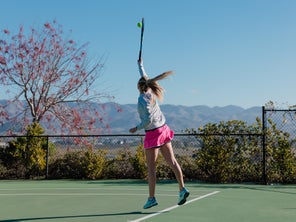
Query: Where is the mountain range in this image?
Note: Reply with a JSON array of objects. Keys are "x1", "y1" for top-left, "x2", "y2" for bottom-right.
[
  {"x1": 0, "y1": 100, "x2": 262, "y2": 134},
  {"x1": 106, "y1": 104, "x2": 262, "y2": 133}
]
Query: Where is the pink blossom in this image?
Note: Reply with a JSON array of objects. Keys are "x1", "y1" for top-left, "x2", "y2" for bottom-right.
[
  {"x1": 6, "y1": 130, "x2": 13, "y2": 136},
  {"x1": 19, "y1": 53, "x2": 25, "y2": 59},
  {"x1": 44, "y1": 23, "x2": 51, "y2": 29},
  {"x1": 0, "y1": 56, "x2": 6, "y2": 65},
  {"x1": 68, "y1": 40, "x2": 74, "y2": 44},
  {"x1": 75, "y1": 78, "x2": 80, "y2": 84},
  {"x1": 17, "y1": 63, "x2": 23, "y2": 69},
  {"x1": 3, "y1": 29, "x2": 10, "y2": 34},
  {"x1": 89, "y1": 118, "x2": 96, "y2": 125}
]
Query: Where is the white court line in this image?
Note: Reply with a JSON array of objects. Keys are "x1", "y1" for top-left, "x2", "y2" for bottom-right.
[
  {"x1": 0, "y1": 193, "x2": 148, "y2": 196},
  {"x1": 0, "y1": 188, "x2": 148, "y2": 191},
  {"x1": 0, "y1": 193, "x2": 177, "y2": 197},
  {"x1": 128, "y1": 191, "x2": 220, "y2": 222},
  {"x1": 0, "y1": 187, "x2": 214, "y2": 192}
]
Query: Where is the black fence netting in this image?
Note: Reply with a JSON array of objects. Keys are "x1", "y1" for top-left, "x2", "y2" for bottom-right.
[
  {"x1": 0, "y1": 133, "x2": 263, "y2": 183},
  {"x1": 0, "y1": 107, "x2": 296, "y2": 184}
]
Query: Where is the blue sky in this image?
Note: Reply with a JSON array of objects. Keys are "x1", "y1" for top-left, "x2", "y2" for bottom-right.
[{"x1": 1, "y1": 0, "x2": 296, "y2": 108}]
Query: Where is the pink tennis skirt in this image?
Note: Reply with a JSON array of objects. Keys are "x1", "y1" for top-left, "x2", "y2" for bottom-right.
[{"x1": 144, "y1": 125, "x2": 174, "y2": 149}]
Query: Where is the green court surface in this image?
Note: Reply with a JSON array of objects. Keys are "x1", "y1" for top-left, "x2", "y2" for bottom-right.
[{"x1": 0, "y1": 180, "x2": 295, "y2": 222}]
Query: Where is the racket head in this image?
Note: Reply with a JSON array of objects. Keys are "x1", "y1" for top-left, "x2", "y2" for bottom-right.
[{"x1": 141, "y1": 17, "x2": 144, "y2": 33}]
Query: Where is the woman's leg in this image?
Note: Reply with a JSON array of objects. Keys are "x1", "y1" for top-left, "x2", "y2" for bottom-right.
[
  {"x1": 160, "y1": 142, "x2": 184, "y2": 191},
  {"x1": 145, "y1": 148, "x2": 159, "y2": 198}
]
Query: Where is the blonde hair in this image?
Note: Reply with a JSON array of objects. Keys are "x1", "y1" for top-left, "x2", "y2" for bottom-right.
[{"x1": 138, "y1": 71, "x2": 173, "y2": 101}]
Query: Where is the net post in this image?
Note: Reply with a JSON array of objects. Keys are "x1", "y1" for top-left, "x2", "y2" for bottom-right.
[
  {"x1": 45, "y1": 136, "x2": 49, "y2": 179},
  {"x1": 262, "y1": 106, "x2": 267, "y2": 185}
]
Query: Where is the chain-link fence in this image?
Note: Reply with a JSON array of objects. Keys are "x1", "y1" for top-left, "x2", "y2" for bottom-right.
[
  {"x1": 0, "y1": 134, "x2": 198, "y2": 174},
  {"x1": 0, "y1": 133, "x2": 263, "y2": 182},
  {"x1": 262, "y1": 107, "x2": 296, "y2": 184},
  {"x1": 263, "y1": 108, "x2": 296, "y2": 139},
  {"x1": 1, "y1": 106, "x2": 296, "y2": 183}
]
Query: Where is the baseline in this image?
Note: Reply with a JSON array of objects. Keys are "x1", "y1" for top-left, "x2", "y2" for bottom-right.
[{"x1": 128, "y1": 191, "x2": 220, "y2": 222}]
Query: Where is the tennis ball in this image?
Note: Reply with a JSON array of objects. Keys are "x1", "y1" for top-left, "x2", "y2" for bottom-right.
[{"x1": 137, "y1": 22, "x2": 142, "y2": 28}]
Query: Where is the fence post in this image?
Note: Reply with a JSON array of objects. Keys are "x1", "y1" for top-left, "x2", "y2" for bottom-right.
[
  {"x1": 262, "y1": 106, "x2": 267, "y2": 185},
  {"x1": 45, "y1": 136, "x2": 49, "y2": 179}
]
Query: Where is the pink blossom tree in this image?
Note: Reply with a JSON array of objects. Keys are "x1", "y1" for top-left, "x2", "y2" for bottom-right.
[{"x1": 0, "y1": 21, "x2": 116, "y2": 135}]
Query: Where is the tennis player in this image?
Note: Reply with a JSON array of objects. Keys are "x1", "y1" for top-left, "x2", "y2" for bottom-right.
[{"x1": 129, "y1": 59, "x2": 190, "y2": 209}]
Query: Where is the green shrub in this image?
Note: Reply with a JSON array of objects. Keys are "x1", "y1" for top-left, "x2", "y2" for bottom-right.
[
  {"x1": 82, "y1": 147, "x2": 107, "y2": 179},
  {"x1": 128, "y1": 145, "x2": 147, "y2": 179},
  {"x1": 189, "y1": 120, "x2": 263, "y2": 183},
  {"x1": 265, "y1": 119, "x2": 296, "y2": 183},
  {"x1": 49, "y1": 151, "x2": 85, "y2": 179},
  {"x1": 49, "y1": 147, "x2": 107, "y2": 179},
  {"x1": 104, "y1": 146, "x2": 144, "y2": 179},
  {"x1": 0, "y1": 123, "x2": 48, "y2": 178},
  {"x1": 176, "y1": 154, "x2": 200, "y2": 180}
]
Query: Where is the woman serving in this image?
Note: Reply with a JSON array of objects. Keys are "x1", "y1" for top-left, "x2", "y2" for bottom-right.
[{"x1": 129, "y1": 59, "x2": 190, "y2": 209}]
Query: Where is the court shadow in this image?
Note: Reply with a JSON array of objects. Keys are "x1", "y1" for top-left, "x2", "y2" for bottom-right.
[
  {"x1": 192, "y1": 183, "x2": 296, "y2": 195},
  {"x1": 88, "y1": 179, "x2": 147, "y2": 186},
  {"x1": 88, "y1": 179, "x2": 186, "y2": 186},
  {"x1": 244, "y1": 185, "x2": 296, "y2": 195},
  {"x1": 1, "y1": 211, "x2": 157, "y2": 222}
]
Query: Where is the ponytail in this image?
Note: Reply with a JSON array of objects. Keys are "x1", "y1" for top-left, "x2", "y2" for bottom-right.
[{"x1": 138, "y1": 71, "x2": 173, "y2": 101}]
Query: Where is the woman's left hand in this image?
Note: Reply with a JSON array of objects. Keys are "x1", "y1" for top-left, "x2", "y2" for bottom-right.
[{"x1": 129, "y1": 127, "x2": 137, "y2": 133}]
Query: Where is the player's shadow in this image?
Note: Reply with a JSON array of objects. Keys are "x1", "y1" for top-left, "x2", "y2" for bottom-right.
[{"x1": 0, "y1": 211, "x2": 160, "y2": 221}]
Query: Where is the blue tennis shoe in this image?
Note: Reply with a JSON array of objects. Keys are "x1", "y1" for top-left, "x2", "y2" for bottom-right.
[
  {"x1": 178, "y1": 187, "x2": 190, "y2": 205},
  {"x1": 143, "y1": 197, "x2": 158, "y2": 209}
]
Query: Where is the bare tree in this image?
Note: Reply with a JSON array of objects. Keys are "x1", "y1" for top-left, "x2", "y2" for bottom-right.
[{"x1": 0, "y1": 21, "x2": 116, "y2": 134}]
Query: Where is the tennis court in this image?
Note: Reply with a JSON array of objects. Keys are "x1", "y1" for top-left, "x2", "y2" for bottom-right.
[{"x1": 0, "y1": 180, "x2": 295, "y2": 222}]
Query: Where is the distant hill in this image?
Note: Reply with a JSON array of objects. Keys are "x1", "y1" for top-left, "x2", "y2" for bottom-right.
[
  {"x1": 109, "y1": 104, "x2": 262, "y2": 133},
  {"x1": 0, "y1": 100, "x2": 262, "y2": 134}
]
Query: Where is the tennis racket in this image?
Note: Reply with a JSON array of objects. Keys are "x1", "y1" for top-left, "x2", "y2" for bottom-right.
[{"x1": 138, "y1": 17, "x2": 145, "y2": 60}]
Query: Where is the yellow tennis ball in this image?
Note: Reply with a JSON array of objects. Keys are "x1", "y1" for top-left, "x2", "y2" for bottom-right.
[{"x1": 137, "y1": 22, "x2": 142, "y2": 28}]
